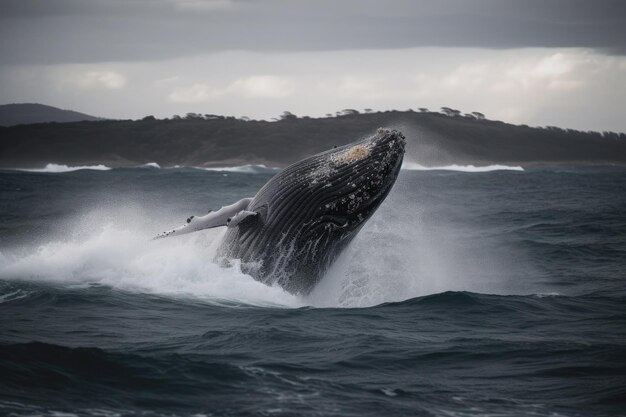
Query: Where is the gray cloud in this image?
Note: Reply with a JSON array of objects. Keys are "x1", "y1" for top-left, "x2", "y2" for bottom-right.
[
  {"x1": 1, "y1": 0, "x2": 625, "y2": 65},
  {"x1": 1, "y1": 48, "x2": 624, "y2": 132}
]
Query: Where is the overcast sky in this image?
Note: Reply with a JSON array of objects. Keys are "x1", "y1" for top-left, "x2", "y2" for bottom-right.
[{"x1": 1, "y1": 0, "x2": 625, "y2": 131}]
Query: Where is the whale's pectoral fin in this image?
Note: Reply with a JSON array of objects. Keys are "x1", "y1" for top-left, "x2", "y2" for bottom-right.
[
  {"x1": 153, "y1": 197, "x2": 253, "y2": 240},
  {"x1": 227, "y1": 210, "x2": 258, "y2": 228}
]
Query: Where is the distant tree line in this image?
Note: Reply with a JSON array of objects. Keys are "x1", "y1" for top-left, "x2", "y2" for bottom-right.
[
  {"x1": 2, "y1": 109, "x2": 625, "y2": 170},
  {"x1": 140, "y1": 107, "x2": 624, "y2": 141}
]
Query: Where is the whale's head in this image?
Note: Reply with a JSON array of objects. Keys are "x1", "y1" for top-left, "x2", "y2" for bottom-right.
[
  {"x1": 306, "y1": 128, "x2": 406, "y2": 237},
  {"x1": 226, "y1": 128, "x2": 405, "y2": 293}
]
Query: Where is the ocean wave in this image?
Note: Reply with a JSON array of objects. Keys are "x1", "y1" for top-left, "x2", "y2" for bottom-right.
[
  {"x1": 140, "y1": 162, "x2": 161, "y2": 169},
  {"x1": 16, "y1": 163, "x2": 111, "y2": 173},
  {"x1": 10, "y1": 162, "x2": 525, "y2": 174},
  {"x1": 0, "y1": 181, "x2": 531, "y2": 309},
  {"x1": 0, "y1": 222, "x2": 301, "y2": 308},
  {"x1": 6, "y1": 163, "x2": 279, "y2": 174},
  {"x1": 0, "y1": 288, "x2": 31, "y2": 304},
  {"x1": 402, "y1": 162, "x2": 524, "y2": 172},
  {"x1": 199, "y1": 164, "x2": 280, "y2": 174}
]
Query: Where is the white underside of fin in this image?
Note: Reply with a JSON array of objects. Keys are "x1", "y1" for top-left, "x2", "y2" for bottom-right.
[{"x1": 154, "y1": 197, "x2": 253, "y2": 239}]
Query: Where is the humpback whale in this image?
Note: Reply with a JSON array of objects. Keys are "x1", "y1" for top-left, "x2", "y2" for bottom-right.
[{"x1": 155, "y1": 128, "x2": 406, "y2": 294}]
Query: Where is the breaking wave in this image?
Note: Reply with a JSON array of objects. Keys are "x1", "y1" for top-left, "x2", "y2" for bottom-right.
[
  {"x1": 402, "y1": 162, "x2": 524, "y2": 172},
  {"x1": 6, "y1": 162, "x2": 280, "y2": 174},
  {"x1": 7, "y1": 163, "x2": 524, "y2": 175},
  {"x1": 0, "y1": 223, "x2": 301, "y2": 308},
  {"x1": 199, "y1": 164, "x2": 280, "y2": 174},
  {"x1": 141, "y1": 162, "x2": 161, "y2": 169},
  {"x1": 16, "y1": 163, "x2": 111, "y2": 173}
]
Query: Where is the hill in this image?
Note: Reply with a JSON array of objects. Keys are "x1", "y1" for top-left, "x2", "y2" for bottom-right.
[
  {"x1": 0, "y1": 110, "x2": 624, "y2": 168},
  {"x1": 0, "y1": 103, "x2": 102, "y2": 126}
]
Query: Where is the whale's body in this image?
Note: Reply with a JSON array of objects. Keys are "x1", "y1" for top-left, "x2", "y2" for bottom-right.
[{"x1": 156, "y1": 129, "x2": 405, "y2": 294}]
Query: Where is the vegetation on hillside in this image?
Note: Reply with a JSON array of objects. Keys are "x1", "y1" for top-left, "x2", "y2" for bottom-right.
[{"x1": 1, "y1": 108, "x2": 624, "y2": 168}]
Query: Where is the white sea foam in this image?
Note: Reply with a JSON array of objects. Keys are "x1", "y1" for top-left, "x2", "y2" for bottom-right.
[
  {"x1": 532, "y1": 292, "x2": 561, "y2": 298},
  {"x1": 307, "y1": 176, "x2": 533, "y2": 308},
  {"x1": 141, "y1": 162, "x2": 161, "y2": 169},
  {"x1": 0, "y1": 173, "x2": 531, "y2": 309},
  {"x1": 0, "y1": 214, "x2": 301, "y2": 308},
  {"x1": 9, "y1": 162, "x2": 524, "y2": 174},
  {"x1": 199, "y1": 164, "x2": 279, "y2": 174},
  {"x1": 17, "y1": 163, "x2": 111, "y2": 173},
  {"x1": 402, "y1": 162, "x2": 524, "y2": 172},
  {"x1": 0, "y1": 289, "x2": 30, "y2": 304}
]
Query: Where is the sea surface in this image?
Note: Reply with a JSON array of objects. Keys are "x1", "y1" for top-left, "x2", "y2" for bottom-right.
[{"x1": 0, "y1": 163, "x2": 625, "y2": 417}]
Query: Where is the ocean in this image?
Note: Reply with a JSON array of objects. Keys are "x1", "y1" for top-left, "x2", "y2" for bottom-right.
[{"x1": 0, "y1": 163, "x2": 625, "y2": 417}]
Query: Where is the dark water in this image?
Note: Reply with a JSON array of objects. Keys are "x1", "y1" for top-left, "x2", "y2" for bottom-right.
[{"x1": 1, "y1": 165, "x2": 625, "y2": 417}]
